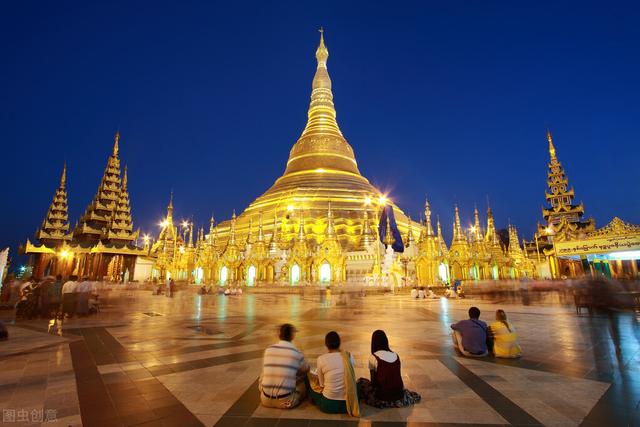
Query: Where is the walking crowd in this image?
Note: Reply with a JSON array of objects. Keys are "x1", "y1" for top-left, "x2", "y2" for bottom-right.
[
  {"x1": 259, "y1": 309, "x2": 521, "y2": 417},
  {"x1": 1, "y1": 274, "x2": 101, "y2": 320}
]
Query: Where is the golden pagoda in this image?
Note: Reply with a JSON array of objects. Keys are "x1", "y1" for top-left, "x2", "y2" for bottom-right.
[
  {"x1": 213, "y1": 30, "x2": 412, "y2": 252},
  {"x1": 142, "y1": 31, "x2": 541, "y2": 287}
]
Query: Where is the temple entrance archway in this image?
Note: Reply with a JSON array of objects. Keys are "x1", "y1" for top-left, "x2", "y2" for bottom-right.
[
  {"x1": 247, "y1": 265, "x2": 256, "y2": 286},
  {"x1": 220, "y1": 266, "x2": 228, "y2": 285},
  {"x1": 290, "y1": 264, "x2": 301, "y2": 286},
  {"x1": 320, "y1": 262, "x2": 331, "y2": 284}
]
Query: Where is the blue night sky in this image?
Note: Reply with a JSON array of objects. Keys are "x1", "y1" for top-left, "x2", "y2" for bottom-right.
[{"x1": 2, "y1": 1, "x2": 639, "y2": 258}]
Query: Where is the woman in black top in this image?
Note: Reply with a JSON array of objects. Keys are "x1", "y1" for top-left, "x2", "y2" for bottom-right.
[{"x1": 357, "y1": 330, "x2": 421, "y2": 408}]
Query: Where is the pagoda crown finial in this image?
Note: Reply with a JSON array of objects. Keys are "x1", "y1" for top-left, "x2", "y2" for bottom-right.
[
  {"x1": 547, "y1": 129, "x2": 556, "y2": 159},
  {"x1": 166, "y1": 191, "x2": 174, "y2": 220},
  {"x1": 316, "y1": 27, "x2": 329, "y2": 67},
  {"x1": 424, "y1": 195, "x2": 434, "y2": 236},
  {"x1": 113, "y1": 131, "x2": 120, "y2": 156},
  {"x1": 60, "y1": 162, "x2": 67, "y2": 189}
]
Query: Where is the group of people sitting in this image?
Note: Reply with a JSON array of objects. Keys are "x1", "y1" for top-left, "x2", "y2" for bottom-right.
[
  {"x1": 1, "y1": 274, "x2": 100, "y2": 320},
  {"x1": 451, "y1": 306, "x2": 522, "y2": 358},
  {"x1": 195, "y1": 285, "x2": 244, "y2": 296},
  {"x1": 410, "y1": 286, "x2": 438, "y2": 299},
  {"x1": 259, "y1": 324, "x2": 421, "y2": 417}
]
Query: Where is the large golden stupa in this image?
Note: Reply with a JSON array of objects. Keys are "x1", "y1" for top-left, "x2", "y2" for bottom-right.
[{"x1": 215, "y1": 31, "x2": 411, "y2": 248}]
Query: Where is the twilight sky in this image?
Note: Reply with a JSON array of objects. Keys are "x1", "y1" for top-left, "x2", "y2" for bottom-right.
[{"x1": 2, "y1": 1, "x2": 639, "y2": 259}]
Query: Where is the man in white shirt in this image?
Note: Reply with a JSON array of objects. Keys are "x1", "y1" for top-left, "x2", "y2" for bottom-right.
[
  {"x1": 61, "y1": 275, "x2": 78, "y2": 317},
  {"x1": 259, "y1": 324, "x2": 309, "y2": 409},
  {"x1": 410, "y1": 288, "x2": 418, "y2": 299}
]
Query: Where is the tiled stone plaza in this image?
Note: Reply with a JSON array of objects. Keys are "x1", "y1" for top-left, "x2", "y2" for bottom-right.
[{"x1": 1, "y1": 288, "x2": 638, "y2": 427}]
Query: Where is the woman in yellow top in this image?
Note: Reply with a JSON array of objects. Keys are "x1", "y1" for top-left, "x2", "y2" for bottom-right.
[{"x1": 489, "y1": 310, "x2": 522, "y2": 358}]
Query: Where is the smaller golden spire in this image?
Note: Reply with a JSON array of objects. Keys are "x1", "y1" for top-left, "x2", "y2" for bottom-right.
[
  {"x1": 229, "y1": 210, "x2": 237, "y2": 245},
  {"x1": 246, "y1": 218, "x2": 253, "y2": 244},
  {"x1": 326, "y1": 201, "x2": 335, "y2": 237},
  {"x1": 384, "y1": 215, "x2": 395, "y2": 247},
  {"x1": 547, "y1": 129, "x2": 556, "y2": 159},
  {"x1": 257, "y1": 211, "x2": 264, "y2": 242},
  {"x1": 424, "y1": 195, "x2": 434, "y2": 236},
  {"x1": 122, "y1": 165, "x2": 128, "y2": 191},
  {"x1": 269, "y1": 213, "x2": 279, "y2": 251},
  {"x1": 298, "y1": 209, "x2": 306, "y2": 242},
  {"x1": 113, "y1": 131, "x2": 120, "y2": 156},
  {"x1": 167, "y1": 191, "x2": 174, "y2": 220},
  {"x1": 60, "y1": 162, "x2": 67, "y2": 189}
]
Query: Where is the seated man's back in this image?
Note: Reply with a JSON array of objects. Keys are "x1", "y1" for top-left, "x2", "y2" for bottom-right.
[{"x1": 451, "y1": 318, "x2": 488, "y2": 355}]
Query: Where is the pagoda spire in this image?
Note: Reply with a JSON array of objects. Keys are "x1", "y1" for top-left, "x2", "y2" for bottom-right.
[
  {"x1": 436, "y1": 216, "x2": 449, "y2": 256},
  {"x1": 297, "y1": 209, "x2": 306, "y2": 242},
  {"x1": 485, "y1": 206, "x2": 500, "y2": 246},
  {"x1": 326, "y1": 201, "x2": 335, "y2": 237},
  {"x1": 167, "y1": 192, "x2": 174, "y2": 222},
  {"x1": 246, "y1": 218, "x2": 254, "y2": 244},
  {"x1": 547, "y1": 130, "x2": 556, "y2": 159},
  {"x1": 383, "y1": 215, "x2": 395, "y2": 247},
  {"x1": 36, "y1": 163, "x2": 72, "y2": 245},
  {"x1": 229, "y1": 210, "x2": 237, "y2": 245},
  {"x1": 208, "y1": 214, "x2": 215, "y2": 242},
  {"x1": 269, "y1": 213, "x2": 279, "y2": 252},
  {"x1": 75, "y1": 132, "x2": 126, "y2": 243},
  {"x1": 60, "y1": 162, "x2": 67, "y2": 189},
  {"x1": 278, "y1": 28, "x2": 363, "y2": 179},
  {"x1": 257, "y1": 211, "x2": 265, "y2": 242},
  {"x1": 361, "y1": 206, "x2": 373, "y2": 247},
  {"x1": 452, "y1": 206, "x2": 466, "y2": 243},
  {"x1": 424, "y1": 196, "x2": 434, "y2": 236},
  {"x1": 406, "y1": 216, "x2": 415, "y2": 247},
  {"x1": 113, "y1": 131, "x2": 120, "y2": 156},
  {"x1": 542, "y1": 131, "x2": 591, "y2": 230},
  {"x1": 298, "y1": 28, "x2": 343, "y2": 140},
  {"x1": 107, "y1": 164, "x2": 138, "y2": 244},
  {"x1": 472, "y1": 206, "x2": 483, "y2": 242}
]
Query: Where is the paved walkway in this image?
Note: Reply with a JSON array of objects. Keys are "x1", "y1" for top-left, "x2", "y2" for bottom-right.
[{"x1": 0, "y1": 288, "x2": 638, "y2": 426}]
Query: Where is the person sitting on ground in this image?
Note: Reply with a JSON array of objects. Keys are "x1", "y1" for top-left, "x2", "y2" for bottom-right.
[
  {"x1": 417, "y1": 287, "x2": 426, "y2": 299},
  {"x1": 61, "y1": 275, "x2": 78, "y2": 317},
  {"x1": 259, "y1": 323, "x2": 310, "y2": 409},
  {"x1": 224, "y1": 287, "x2": 231, "y2": 296},
  {"x1": 489, "y1": 309, "x2": 522, "y2": 358},
  {"x1": 237, "y1": 287, "x2": 243, "y2": 295},
  {"x1": 451, "y1": 307, "x2": 489, "y2": 357},
  {"x1": 357, "y1": 330, "x2": 421, "y2": 408},
  {"x1": 306, "y1": 331, "x2": 360, "y2": 416},
  {"x1": 427, "y1": 286, "x2": 437, "y2": 299},
  {"x1": 410, "y1": 287, "x2": 418, "y2": 299}
]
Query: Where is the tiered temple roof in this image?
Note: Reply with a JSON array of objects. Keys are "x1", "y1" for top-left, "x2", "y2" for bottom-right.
[
  {"x1": 73, "y1": 132, "x2": 139, "y2": 245},
  {"x1": 542, "y1": 131, "x2": 594, "y2": 230},
  {"x1": 36, "y1": 163, "x2": 72, "y2": 246}
]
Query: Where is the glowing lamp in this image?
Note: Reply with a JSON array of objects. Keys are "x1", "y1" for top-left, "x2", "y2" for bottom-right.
[
  {"x1": 364, "y1": 197, "x2": 372, "y2": 206},
  {"x1": 378, "y1": 195, "x2": 388, "y2": 205},
  {"x1": 182, "y1": 221, "x2": 189, "y2": 228},
  {"x1": 287, "y1": 205, "x2": 294, "y2": 212}
]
